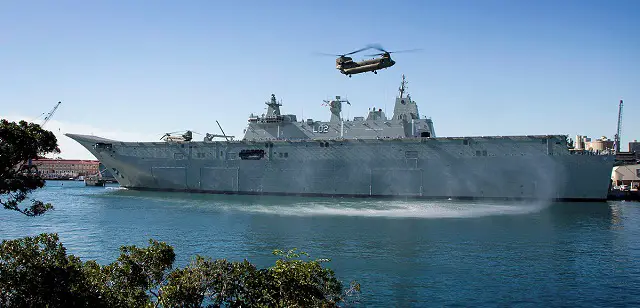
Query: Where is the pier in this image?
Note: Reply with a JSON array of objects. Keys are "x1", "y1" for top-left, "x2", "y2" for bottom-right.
[{"x1": 608, "y1": 190, "x2": 640, "y2": 202}]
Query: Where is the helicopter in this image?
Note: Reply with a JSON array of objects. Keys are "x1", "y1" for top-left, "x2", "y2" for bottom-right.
[
  {"x1": 160, "y1": 121, "x2": 235, "y2": 143},
  {"x1": 160, "y1": 130, "x2": 194, "y2": 142},
  {"x1": 319, "y1": 44, "x2": 421, "y2": 77}
]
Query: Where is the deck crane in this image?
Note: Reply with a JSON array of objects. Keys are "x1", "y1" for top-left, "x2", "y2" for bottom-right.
[
  {"x1": 614, "y1": 99, "x2": 623, "y2": 153},
  {"x1": 41, "y1": 101, "x2": 61, "y2": 128}
]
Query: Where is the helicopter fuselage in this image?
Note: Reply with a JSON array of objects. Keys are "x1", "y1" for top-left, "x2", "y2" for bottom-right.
[
  {"x1": 326, "y1": 44, "x2": 418, "y2": 77},
  {"x1": 336, "y1": 55, "x2": 396, "y2": 76}
]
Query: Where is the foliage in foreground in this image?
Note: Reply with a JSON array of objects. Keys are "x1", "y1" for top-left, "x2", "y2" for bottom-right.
[
  {"x1": 0, "y1": 233, "x2": 360, "y2": 307},
  {"x1": 0, "y1": 119, "x2": 59, "y2": 216}
]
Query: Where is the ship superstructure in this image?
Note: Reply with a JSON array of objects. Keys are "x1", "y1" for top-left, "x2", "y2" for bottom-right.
[
  {"x1": 243, "y1": 75, "x2": 435, "y2": 141},
  {"x1": 67, "y1": 75, "x2": 615, "y2": 201}
]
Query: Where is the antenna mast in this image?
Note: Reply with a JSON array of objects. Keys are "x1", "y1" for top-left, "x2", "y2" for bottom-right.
[
  {"x1": 614, "y1": 99, "x2": 623, "y2": 153},
  {"x1": 398, "y1": 74, "x2": 407, "y2": 98}
]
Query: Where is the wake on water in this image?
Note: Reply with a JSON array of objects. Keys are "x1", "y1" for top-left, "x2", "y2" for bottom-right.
[
  {"x1": 105, "y1": 186, "x2": 127, "y2": 191},
  {"x1": 229, "y1": 200, "x2": 551, "y2": 219},
  {"x1": 101, "y1": 187, "x2": 551, "y2": 219}
]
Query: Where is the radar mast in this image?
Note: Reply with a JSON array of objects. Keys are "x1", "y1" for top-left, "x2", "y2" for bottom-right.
[
  {"x1": 266, "y1": 94, "x2": 282, "y2": 116},
  {"x1": 398, "y1": 74, "x2": 408, "y2": 98},
  {"x1": 323, "y1": 96, "x2": 350, "y2": 122}
]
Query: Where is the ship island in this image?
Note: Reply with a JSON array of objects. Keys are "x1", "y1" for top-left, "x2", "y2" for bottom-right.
[{"x1": 67, "y1": 76, "x2": 615, "y2": 201}]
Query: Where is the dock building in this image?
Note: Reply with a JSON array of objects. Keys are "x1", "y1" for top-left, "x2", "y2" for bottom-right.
[{"x1": 30, "y1": 159, "x2": 100, "y2": 179}]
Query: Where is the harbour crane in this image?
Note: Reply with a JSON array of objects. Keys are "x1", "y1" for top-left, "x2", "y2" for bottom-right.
[
  {"x1": 28, "y1": 101, "x2": 62, "y2": 167},
  {"x1": 614, "y1": 99, "x2": 623, "y2": 153},
  {"x1": 41, "y1": 101, "x2": 61, "y2": 127}
]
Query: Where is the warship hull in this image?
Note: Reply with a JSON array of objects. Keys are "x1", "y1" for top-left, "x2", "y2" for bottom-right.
[{"x1": 66, "y1": 134, "x2": 615, "y2": 201}]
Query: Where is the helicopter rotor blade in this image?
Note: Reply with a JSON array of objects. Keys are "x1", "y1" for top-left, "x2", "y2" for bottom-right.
[
  {"x1": 314, "y1": 46, "x2": 370, "y2": 57},
  {"x1": 364, "y1": 48, "x2": 423, "y2": 57},
  {"x1": 314, "y1": 52, "x2": 343, "y2": 57},
  {"x1": 366, "y1": 43, "x2": 388, "y2": 53},
  {"x1": 315, "y1": 46, "x2": 379, "y2": 57},
  {"x1": 343, "y1": 46, "x2": 372, "y2": 56},
  {"x1": 316, "y1": 45, "x2": 420, "y2": 58},
  {"x1": 388, "y1": 48, "x2": 423, "y2": 54}
]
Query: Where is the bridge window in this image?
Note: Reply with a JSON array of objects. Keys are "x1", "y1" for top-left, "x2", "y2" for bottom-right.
[{"x1": 420, "y1": 132, "x2": 430, "y2": 137}]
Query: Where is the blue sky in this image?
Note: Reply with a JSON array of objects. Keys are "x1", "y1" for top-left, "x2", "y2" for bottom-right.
[{"x1": 1, "y1": 0, "x2": 638, "y2": 159}]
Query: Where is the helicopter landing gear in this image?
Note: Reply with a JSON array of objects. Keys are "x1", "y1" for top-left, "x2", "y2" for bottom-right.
[
  {"x1": 373, "y1": 71, "x2": 377, "y2": 74},
  {"x1": 348, "y1": 74, "x2": 352, "y2": 78}
]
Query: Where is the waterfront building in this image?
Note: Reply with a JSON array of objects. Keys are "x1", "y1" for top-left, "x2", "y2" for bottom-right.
[
  {"x1": 30, "y1": 158, "x2": 100, "y2": 179},
  {"x1": 611, "y1": 163, "x2": 640, "y2": 189}
]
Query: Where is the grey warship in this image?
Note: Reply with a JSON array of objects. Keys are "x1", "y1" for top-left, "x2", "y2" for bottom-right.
[{"x1": 67, "y1": 75, "x2": 615, "y2": 201}]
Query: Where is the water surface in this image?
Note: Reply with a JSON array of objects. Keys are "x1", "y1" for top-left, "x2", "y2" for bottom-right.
[{"x1": 1, "y1": 181, "x2": 639, "y2": 307}]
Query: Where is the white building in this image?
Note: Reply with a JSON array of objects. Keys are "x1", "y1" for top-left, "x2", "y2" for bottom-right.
[{"x1": 611, "y1": 163, "x2": 640, "y2": 189}]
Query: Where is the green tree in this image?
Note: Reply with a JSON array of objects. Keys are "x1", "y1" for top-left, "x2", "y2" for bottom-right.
[
  {"x1": 0, "y1": 233, "x2": 104, "y2": 307},
  {"x1": 86, "y1": 239, "x2": 177, "y2": 307},
  {"x1": 158, "y1": 248, "x2": 360, "y2": 307},
  {"x1": 0, "y1": 234, "x2": 360, "y2": 307},
  {"x1": 0, "y1": 119, "x2": 59, "y2": 216}
]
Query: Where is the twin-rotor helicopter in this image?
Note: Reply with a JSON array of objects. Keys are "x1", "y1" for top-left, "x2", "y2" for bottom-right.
[
  {"x1": 318, "y1": 44, "x2": 421, "y2": 77},
  {"x1": 160, "y1": 44, "x2": 419, "y2": 142}
]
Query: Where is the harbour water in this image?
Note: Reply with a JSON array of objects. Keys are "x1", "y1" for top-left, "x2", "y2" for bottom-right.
[{"x1": 1, "y1": 181, "x2": 640, "y2": 306}]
